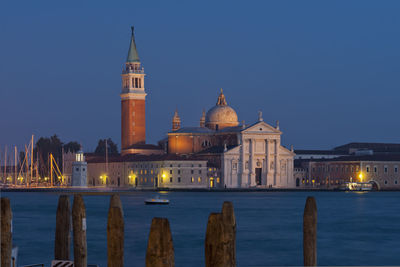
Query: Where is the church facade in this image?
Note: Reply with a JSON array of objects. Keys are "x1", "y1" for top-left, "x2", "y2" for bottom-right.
[{"x1": 164, "y1": 90, "x2": 295, "y2": 188}]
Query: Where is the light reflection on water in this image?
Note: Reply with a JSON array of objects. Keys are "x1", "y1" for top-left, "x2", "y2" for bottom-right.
[{"x1": 2, "y1": 191, "x2": 400, "y2": 266}]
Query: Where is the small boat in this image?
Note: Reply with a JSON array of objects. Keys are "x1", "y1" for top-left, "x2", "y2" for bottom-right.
[
  {"x1": 340, "y1": 182, "x2": 373, "y2": 191},
  {"x1": 145, "y1": 195, "x2": 169, "y2": 205}
]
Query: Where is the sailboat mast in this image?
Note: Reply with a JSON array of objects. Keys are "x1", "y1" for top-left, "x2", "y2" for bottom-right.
[
  {"x1": 25, "y1": 145, "x2": 28, "y2": 186},
  {"x1": 30, "y1": 135, "x2": 33, "y2": 186},
  {"x1": 36, "y1": 150, "x2": 39, "y2": 181},
  {"x1": 105, "y1": 139, "x2": 108, "y2": 175},
  {"x1": 62, "y1": 146, "x2": 64, "y2": 182},
  {"x1": 4, "y1": 145, "x2": 7, "y2": 182},
  {"x1": 50, "y1": 154, "x2": 53, "y2": 187},
  {"x1": 14, "y1": 146, "x2": 17, "y2": 185}
]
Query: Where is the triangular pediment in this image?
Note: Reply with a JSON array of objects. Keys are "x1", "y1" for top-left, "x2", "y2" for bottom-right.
[
  {"x1": 242, "y1": 121, "x2": 281, "y2": 134},
  {"x1": 279, "y1": 145, "x2": 296, "y2": 156},
  {"x1": 223, "y1": 145, "x2": 240, "y2": 155}
]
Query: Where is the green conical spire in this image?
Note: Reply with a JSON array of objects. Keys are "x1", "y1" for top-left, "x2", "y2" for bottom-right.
[{"x1": 126, "y1": 26, "x2": 140, "y2": 63}]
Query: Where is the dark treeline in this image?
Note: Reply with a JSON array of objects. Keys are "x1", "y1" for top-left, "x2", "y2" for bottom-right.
[{"x1": 28, "y1": 135, "x2": 118, "y2": 177}]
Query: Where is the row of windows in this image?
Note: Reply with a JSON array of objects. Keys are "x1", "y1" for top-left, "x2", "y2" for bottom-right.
[
  {"x1": 168, "y1": 169, "x2": 203, "y2": 174},
  {"x1": 313, "y1": 165, "x2": 399, "y2": 174},
  {"x1": 124, "y1": 77, "x2": 143, "y2": 89},
  {"x1": 366, "y1": 166, "x2": 398, "y2": 173},
  {"x1": 130, "y1": 163, "x2": 203, "y2": 169},
  {"x1": 384, "y1": 180, "x2": 399, "y2": 185},
  {"x1": 161, "y1": 177, "x2": 204, "y2": 183},
  {"x1": 313, "y1": 166, "x2": 360, "y2": 173}
]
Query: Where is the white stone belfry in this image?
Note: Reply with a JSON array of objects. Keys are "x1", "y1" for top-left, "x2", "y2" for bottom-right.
[{"x1": 71, "y1": 150, "x2": 87, "y2": 187}]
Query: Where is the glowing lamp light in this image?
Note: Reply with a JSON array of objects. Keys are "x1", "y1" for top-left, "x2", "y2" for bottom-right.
[
  {"x1": 162, "y1": 173, "x2": 166, "y2": 178},
  {"x1": 359, "y1": 173, "x2": 363, "y2": 182}
]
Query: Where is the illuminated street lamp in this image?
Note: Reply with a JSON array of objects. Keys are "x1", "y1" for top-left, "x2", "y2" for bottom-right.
[{"x1": 359, "y1": 172, "x2": 363, "y2": 182}]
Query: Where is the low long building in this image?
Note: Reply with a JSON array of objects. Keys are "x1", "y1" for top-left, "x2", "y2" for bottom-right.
[
  {"x1": 84, "y1": 154, "x2": 212, "y2": 189},
  {"x1": 295, "y1": 155, "x2": 400, "y2": 190}
]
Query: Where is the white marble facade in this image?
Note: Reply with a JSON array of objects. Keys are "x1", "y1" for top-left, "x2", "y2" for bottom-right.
[{"x1": 222, "y1": 120, "x2": 295, "y2": 188}]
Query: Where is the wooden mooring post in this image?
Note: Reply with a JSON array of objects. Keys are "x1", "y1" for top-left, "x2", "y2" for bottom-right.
[
  {"x1": 303, "y1": 196, "x2": 317, "y2": 266},
  {"x1": 146, "y1": 217, "x2": 174, "y2": 267},
  {"x1": 72, "y1": 194, "x2": 87, "y2": 267},
  {"x1": 54, "y1": 195, "x2": 71, "y2": 260},
  {"x1": 1, "y1": 197, "x2": 13, "y2": 267},
  {"x1": 205, "y1": 201, "x2": 236, "y2": 267},
  {"x1": 107, "y1": 194, "x2": 124, "y2": 267}
]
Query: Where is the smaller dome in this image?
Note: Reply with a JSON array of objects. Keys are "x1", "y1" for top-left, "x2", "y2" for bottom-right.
[{"x1": 205, "y1": 89, "x2": 239, "y2": 130}]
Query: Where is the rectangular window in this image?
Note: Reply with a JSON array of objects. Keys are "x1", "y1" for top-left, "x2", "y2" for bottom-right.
[
  {"x1": 233, "y1": 163, "x2": 237, "y2": 170},
  {"x1": 191, "y1": 170, "x2": 194, "y2": 174},
  {"x1": 198, "y1": 177, "x2": 201, "y2": 183},
  {"x1": 366, "y1": 167, "x2": 370, "y2": 173},
  {"x1": 178, "y1": 170, "x2": 181, "y2": 174},
  {"x1": 178, "y1": 177, "x2": 181, "y2": 183},
  {"x1": 170, "y1": 177, "x2": 173, "y2": 183},
  {"x1": 170, "y1": 170, "x2": 173, "y2": 174},
  {"x1": 199, "y1": 164, "x2": 202, "y2": 167},
  {"x1": 395, "y1": 167, "x2": 398, "y2": 173},
  {"x1": 217, "y1": 177, "x2": 220, "y2": 183},
  {"x1": 191, "y1": 177, "x2": 194, "y2": 183},
  {"x1": 384, "y1": 167, "x2": 388, "y2": 173},
  {"x1": 199, "y1": 170, "x2": 202, "y2": 174},
  {"x1": 374, "y1": 167, "x2": 377, "y2": 173}
]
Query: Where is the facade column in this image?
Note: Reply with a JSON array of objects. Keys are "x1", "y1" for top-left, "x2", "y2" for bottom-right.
[
  {"x1": 274, "y1": 139, "x2": 278, "y2": 186},
  {"x1": 249, "y1": 139, "x2": 255, "y2": 187},
  {"x1": 264, "y1": 139, "x2": 268, "y2": 187},
  {"x1": 240, "y1": 135, "x2": 246, "y2": 187}
]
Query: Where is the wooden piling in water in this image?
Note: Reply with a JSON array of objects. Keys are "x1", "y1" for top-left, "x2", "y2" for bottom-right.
[
  {"x1": 303, "y1": 196, "x2": 317, "y2": 266},
  {"x1": 1, "y1": 197, "x2": 12, "y2": 267},
  {"x1": 146, "y1": 217, "x2": 174, "y2": 267},
  {"x1": 221, "y1": 201, "x2": 236, "y2": 266},
  {"x1": 72, "y1": 194, "x2": 87, "y2": 267},
  {"x1": 55, "y1": 195, "x2": 71, "y2": 260},
  {"x1": 107, "y1": 194, "x2": 124, "y2": 267},
  {"x1": 205, "y1": 201, "x2": 236, "y2": 267}
]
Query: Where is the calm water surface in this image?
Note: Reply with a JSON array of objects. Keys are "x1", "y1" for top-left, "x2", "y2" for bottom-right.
[{"x1": 2, "y1": 191, "x2": 400, "y2": 266}]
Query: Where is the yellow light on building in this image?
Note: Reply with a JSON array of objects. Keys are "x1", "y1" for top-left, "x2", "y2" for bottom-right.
[{"x1": 359, "y1": 172, "x2": 363, "y2": 182}]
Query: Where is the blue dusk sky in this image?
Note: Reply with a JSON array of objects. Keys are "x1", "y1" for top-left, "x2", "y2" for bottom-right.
[{"x1": 1, "y1": 1, "x2": 400, "y2": 152}]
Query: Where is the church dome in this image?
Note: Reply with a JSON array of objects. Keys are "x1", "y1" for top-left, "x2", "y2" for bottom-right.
[{"x1": 205, "y1": 89, "x2": 239, "y2": 130}]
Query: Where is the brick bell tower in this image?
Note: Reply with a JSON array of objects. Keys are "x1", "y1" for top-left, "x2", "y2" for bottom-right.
[{"x1": 121, "y1": 26, "x2": 146, "y2": 153}]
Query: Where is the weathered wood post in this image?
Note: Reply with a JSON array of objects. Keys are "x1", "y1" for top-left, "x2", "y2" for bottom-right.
[
  {"x1": 205, "y1": 201, "x2": 236, "y2": 267},
  {"x1": 107, "y1": 194, "x2": 124, "y2": 267},
  {"x1": 109, "y1": 194, "x2": 123, "y2": 212},
  {"x1": 205, "y1": 213, "x2": 224, "y2": 267},
  {"x1": 1, "y1": 197, "x2": 12, "y2": 267},
  {"x1": 72, "y1": 194, "x2": 87, "y2": 267},
  {"x1": 146, "y1": 217, "x2": 174, "y2": 267},
  {"x1": 303, "y1": 196, "x2": 317, "y2": 266},
  {"x1": 55, "y1": 195, "x2": 71, "y2": 260},
  {"x1": 221, "y1": 201, "x2": 236, "y2": 266}
]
